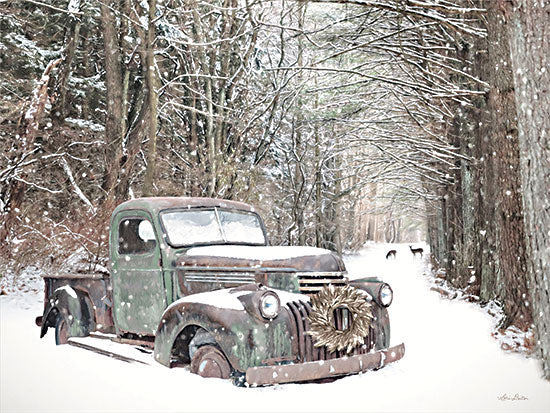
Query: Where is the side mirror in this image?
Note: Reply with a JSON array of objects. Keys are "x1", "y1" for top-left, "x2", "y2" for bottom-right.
[{"x1": 138, "y1": 220, "x2": 156, "y2": 241}]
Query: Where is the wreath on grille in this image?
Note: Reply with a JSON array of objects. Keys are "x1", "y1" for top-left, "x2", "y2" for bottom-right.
[{"x1": 307, "y1": 284, "x2": 373, "y2": 354}]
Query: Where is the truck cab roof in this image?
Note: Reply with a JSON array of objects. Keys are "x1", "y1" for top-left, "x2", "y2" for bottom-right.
[{"x1": 112, "y1": 197, "x2": 256, "y2": 217}]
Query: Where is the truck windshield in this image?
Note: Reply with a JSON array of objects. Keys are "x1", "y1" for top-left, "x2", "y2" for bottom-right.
[{"x1": 160, "y1": 208, "x2": 266, "y2": 246}]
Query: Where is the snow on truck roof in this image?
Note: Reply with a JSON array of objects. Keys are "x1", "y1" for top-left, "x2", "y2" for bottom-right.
[{"x1": 112, "y1": 197, "x2": 256, "y2": 215}]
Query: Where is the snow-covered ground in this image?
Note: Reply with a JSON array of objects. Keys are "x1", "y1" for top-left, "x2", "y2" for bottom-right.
[{"x1": 1, "y1": 243, "x2": 549, "y2": 413}]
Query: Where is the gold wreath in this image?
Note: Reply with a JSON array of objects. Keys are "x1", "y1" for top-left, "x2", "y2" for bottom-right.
[{"x1": 307, "y1": 284, "x2": 373, "y2": 354}]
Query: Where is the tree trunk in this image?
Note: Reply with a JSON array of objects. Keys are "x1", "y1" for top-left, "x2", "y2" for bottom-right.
[
  {"x1": 142, "y1": 0, "x2": 159, "y2": 197},
  {"x1": 445, "y1": 101, "x2": 466, "y2": 287},
  {"x1": 314, "y1": 84, "x2": 323, "y2": 248},
  {"x1": 51, "y1": 1, "x2": 82, "y2": 124},
  {"x1": 99, "y1": 0, "x2": 125, "y2": 201},
  {"x1": 507, "y1": 0, "x2": 550, "y2": 379},
  {"x1": 366, "y1": 183, "x2": 378, "y2": 241},
  {"x1": 483, "y1": 0, "x2": 531, "y2": 330}
]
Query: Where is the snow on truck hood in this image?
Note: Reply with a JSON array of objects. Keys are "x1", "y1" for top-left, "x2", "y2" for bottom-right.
[{"x1": 186, "y1": 245, "x2": 331, "y2": 261}]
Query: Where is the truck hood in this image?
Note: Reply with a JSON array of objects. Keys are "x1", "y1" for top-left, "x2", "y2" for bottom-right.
[{"x1": 178, "y1": 245, "x2": 345, "y2": 272}]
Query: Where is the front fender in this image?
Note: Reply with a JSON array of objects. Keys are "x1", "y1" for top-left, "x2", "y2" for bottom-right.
[
  {"x1": 154, "y1": 291, "x2": 294, "y2": 372},
  {"x1": 350, "y1": 279, "x2": 391, "y2": 349},
  {"x1": 40, "y1": 285, "x2": 95, "y2": 339}
]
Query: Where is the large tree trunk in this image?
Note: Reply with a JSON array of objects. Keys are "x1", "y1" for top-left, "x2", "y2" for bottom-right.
[
  {"x1": 142, "y1": 0, "x2": 159, "y2": 197},
  {"x1": 507, "y1": 0, "x2": 550, "y2": 379},
  {"x1": 481, "y1": 0, "x2": 532, "y2": 330},
  {"x1": 99, "y1": 0, "x2": 125, "y2": 202}
]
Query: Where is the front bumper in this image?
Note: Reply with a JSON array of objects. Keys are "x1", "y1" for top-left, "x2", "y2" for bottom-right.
[{"x1": 245, "y1": 342, "x2": 405, "y2": 386}]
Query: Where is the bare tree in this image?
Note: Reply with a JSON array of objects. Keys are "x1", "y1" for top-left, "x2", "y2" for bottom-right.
[{"x1": 0, "y1": 58, "x2": 62, "y2": 254}]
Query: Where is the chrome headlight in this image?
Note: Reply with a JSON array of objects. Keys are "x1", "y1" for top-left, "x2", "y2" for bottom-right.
[
  {"x1": 259, "y1": 292, "x2": 280, "y2": 319},
  {"x1": 379, "y1": 284, "x2": 393, "y2": 307}
]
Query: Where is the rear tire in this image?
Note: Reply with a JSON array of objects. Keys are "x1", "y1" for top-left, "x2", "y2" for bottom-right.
[
  {"x1": 55, "y1": 313, "x2": 69, "y2": 345},
  {"x1": 190, "y1": 345, "x2": 231, "y2": 379}
]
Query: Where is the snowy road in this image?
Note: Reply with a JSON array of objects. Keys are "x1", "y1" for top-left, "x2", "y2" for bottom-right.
[{"x1": 1, "y1": 243, "x2": 549, "y2": 413}]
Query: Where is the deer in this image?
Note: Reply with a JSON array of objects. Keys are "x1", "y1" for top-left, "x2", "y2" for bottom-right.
[
  {"x1": 386, "y1": 249, "x2": 397, "y2": 259},
  {"x1": 409, "y1": 245, "x2": 424, "y2": 258}
]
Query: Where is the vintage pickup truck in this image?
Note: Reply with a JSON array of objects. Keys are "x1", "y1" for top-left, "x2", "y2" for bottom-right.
[{"x1": 37, "y1": 197, "x2": 404, "y2": 386}]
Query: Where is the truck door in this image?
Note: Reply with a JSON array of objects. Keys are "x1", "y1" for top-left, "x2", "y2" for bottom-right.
[{"x1": 111, "y1": 210, "x2": 166, "y2": 336}]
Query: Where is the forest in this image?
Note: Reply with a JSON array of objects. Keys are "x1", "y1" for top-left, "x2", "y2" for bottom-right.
[{"x1": 0, "y1": 0, "x2": 548, "y2": 380}]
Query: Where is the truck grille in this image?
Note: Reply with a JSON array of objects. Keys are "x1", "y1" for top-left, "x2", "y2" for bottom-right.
[
  {"x1": 296, "y1": 272, "x2": 347, "y2": 295},
  {"x1": 285, "y1": 300, "x2": 374, "y2": 363}
]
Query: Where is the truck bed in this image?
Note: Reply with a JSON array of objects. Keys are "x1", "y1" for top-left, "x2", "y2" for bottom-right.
[{"x1": 40, "y1": 272, "x2": 115, "y2": 334}]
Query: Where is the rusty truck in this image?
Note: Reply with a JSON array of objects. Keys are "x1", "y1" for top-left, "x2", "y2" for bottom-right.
[{"x1": 36, "y1": 197, "x2": 404, "y2": 386}]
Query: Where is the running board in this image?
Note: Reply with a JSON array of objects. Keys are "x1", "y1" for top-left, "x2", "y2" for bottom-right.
[{"x1": 67, "y1": 340, "x2": 150, "y2": 365}]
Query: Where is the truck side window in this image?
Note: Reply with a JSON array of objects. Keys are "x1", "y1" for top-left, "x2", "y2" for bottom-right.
[{"x1": 118, "y1": 218, "x2": 156, "y2": 254}]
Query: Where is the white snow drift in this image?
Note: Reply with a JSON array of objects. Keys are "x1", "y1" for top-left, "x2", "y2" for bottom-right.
[{"x1": 1, "y1": 243, "x2": 548, "y2": 413}]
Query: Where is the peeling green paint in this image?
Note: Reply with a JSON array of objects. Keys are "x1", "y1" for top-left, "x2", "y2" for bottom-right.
[{"x1": 227, "y1": 316, "x2": 292, "y2": 370}]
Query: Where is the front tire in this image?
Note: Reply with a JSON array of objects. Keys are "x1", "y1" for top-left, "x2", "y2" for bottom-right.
[{"x1": 190, "y1": 345, "x2": 231, "y2": 379}]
